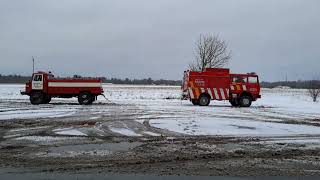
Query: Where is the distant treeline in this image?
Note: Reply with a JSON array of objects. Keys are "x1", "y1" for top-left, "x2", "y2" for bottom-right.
[
  {"x1": 0, "y1": 74, "x2": 31, "y2": 83},
  {"x1": 0, "y1": 74, "x2": 181, "y2": 86},
  {"x1": 260, "y1": 80, "x2": 320, "y2": 89},
  {"x1": 100, "y1": 77, "x2": 181, "y2": 86},
  {"x1": 0, "y1": 74, "x2": 319, "y2": 88}
]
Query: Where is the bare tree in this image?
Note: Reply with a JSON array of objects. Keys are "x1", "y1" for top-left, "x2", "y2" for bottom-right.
[
  {"x1": 308, "y1": 80, "x2": 320, "y2": 102},
  {"x1": 189, "y1": 34, "x2": 232, "y2": 71}
]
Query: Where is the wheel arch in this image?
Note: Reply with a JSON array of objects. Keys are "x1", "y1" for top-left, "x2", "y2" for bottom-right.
[
  {"x1": 29, "y1": 90, "x2": 46, "y2": 96},
  {"x1": 79, "y1": 90, "x2": 92, "y2": 95}
]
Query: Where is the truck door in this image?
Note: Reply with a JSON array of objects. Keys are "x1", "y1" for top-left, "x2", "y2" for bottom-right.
[
  {"x1": 32, "y1": 74, "x2": 44, "y2": 90},
  {"x1": 247, "y1": 76, "x2": 260, "y2": 97}
]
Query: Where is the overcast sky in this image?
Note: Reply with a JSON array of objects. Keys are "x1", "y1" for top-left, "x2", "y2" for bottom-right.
[{"x1": 0, "y1": 0, "x2": 319, "y2": 81}]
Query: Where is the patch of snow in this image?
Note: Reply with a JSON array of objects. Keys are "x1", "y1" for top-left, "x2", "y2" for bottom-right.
[
  {"x1": 3, "y1": 134, "x2": 22, "y2": 139},
  {"x1": 89, "y1": 116, "x2": 100, "y2": 120},
  {"x1": 273, "y1": 86, "x2": 291, "y2": 89},
  {"x1": 269, "y1": 139, "x2": 320, "y2": 144},
  {"x1": 53, "y1": 128, "x2": 87, "y2": 136},
  {"x1": 143, "y1": 131, "x2": 161, "y2": 136},
  {"x1": 260, "y1": 136, "x2": 320, "y2": 145},
  {"x1": 135, "y1": 119, "x2": 145, "y2": 124},
  {"x1": 9, "y1": 126, "x2": 50, "y2": 132},
  {"x1": 14, "y1": 136, "x2": 84, "y2": 142},
  {"x1": 109, "y1": 127, "x2": 142, "y2": 136},
  {"x1": 0, "y1": 108, "x2": 76, "y2": 120},
  {"x1": 150, "y1": 118, "x2": 320, "y2": 137},
  {"x1": 36, "y1": 150, "x2": 112, "y2": 157},
  {"x1": 1, "y1": 84, "x2": 320, "y2": 139}
]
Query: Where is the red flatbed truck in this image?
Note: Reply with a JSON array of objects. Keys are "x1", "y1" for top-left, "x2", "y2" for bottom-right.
[
  {"x1": 181, "y1": 68, "x2": 261, "y2": 107},
  {"x1": 21, "y1": 71, "x2": 104, "y2": 105}
]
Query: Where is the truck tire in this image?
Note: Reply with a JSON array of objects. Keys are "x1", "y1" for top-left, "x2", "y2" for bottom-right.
[
  {"x1": 191, "y1": 99, "x2": 199, "y2": 105},
  {"x1": 43, "y1": 96, "x2": 52, "y2": 104},
  {"x1": 88, "y1": 96, "x2": 96, "y2": 104},
  {"x1": 239, "y1": 95, "x2": 252, "y2": 107},
  {"x1": 30, "y1": 92, "x2": 44, "y2": 105},
  {"x1": 199, "y1": 95, "x2": 210, "y2": 106},
  {"x1": 229, "y1": 99, "x2": 239, "y2": 107},
  {"x1": 78, "y1": 92, "x2": 93, "y2": 105}
]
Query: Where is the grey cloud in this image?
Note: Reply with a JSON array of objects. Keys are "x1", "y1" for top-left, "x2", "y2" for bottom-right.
[{"x1": 0, "y1": 0, "x2": 319, "y2": 81}]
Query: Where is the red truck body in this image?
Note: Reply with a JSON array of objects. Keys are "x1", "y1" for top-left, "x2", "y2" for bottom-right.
[
  {"x1": 181, "y1": 68, "x2": 261, "y2": 107},
  {"x1": 21, "y1": 71, "x2": 104, "y2": 105}
]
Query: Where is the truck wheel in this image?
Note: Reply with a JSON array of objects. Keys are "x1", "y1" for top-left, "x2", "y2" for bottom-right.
[
  {"x1": 43, "y1": 96, "x2": 52, "y2": 104},
  {"x1": 199, "y1": 95, "x2": 210, "y2": 106},
  {"x1": 30, "y1": 92, "x2": 44, "y2": 105},
  {"x1": 78, "y1": 92, "x2": 93, "y2": 105},
  {"x1": 239, "y1": 96, "x2": 252, "y2": 107},
  {"x1": 191, "y1": 99, "x2": 199, "y2": 105},
  {"x1": 88, "y1": 96, "x2": 96, "y2": 104},
  {"x1": 229, "y1": 99, "x2": 239, "y2": 107}
]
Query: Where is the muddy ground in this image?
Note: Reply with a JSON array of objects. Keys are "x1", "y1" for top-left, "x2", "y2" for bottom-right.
[{"x1": 1, "y1": 99, "x2": 320, "y2": 176}]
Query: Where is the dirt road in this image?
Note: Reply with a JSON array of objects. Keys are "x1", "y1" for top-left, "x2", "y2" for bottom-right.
[{"x1": 1, "y1": 100, "x2": 320, "y2": 176}]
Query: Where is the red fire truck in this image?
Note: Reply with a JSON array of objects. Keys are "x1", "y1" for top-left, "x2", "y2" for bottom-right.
[
  {"x1": 181, "y1": 68, "x2": 261, "y2": 107},
  {"x1": 21, "y1": 71, "x2": 104, "y2": 105}
]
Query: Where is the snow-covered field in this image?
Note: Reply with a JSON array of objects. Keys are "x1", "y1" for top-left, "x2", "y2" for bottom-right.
[{"x1": 0, "y1": 84, "x2": 320, "y2": 137}]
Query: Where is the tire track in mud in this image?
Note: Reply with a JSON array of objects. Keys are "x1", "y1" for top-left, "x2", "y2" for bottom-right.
[
  {"x1": 3, "y1": 134, "x2": 320, "y2": 176},
  {"x1": 239, "y1": 107, "x2": 320, "y2": 127},
  {"x1": 0, "y1": 100, "x2": 126, "y2": 140},
  {"x1": 91, "y1": 103, "x2": 184, "y2": 137},
  {"x1": 0, "y1": 99, "x2": 182, "y2": 140}
]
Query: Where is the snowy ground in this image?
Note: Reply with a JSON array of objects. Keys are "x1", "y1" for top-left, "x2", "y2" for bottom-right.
[
  {"x1": 0, "y1": 84, "x2": 320, "y2": 138},
  {"x1": 1, "y1": 84, "x2": 320, "y2": 176}
]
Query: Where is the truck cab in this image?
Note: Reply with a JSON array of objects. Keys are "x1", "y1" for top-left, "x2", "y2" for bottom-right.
[
  {"x1": 22, "y1": 72, "x2": 49, "y2": 95},
  {"x1": 229, "y1": 73, "x2": 261, "y2": 107}
]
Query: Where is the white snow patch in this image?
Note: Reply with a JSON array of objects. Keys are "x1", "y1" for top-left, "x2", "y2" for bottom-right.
[
  {"x1": 143, "y1": 131, "x2": 161, "y2": 136},
  {"x1": 150, "y1": 118, "x2": 320, "y2": 137},
  {"x1": 1, "y1": 85, "x2": 320, "y2": 139},
  {"x1": 4, "y1": 134, "x2": 22, "y2": 139},
  {"x1": 0, "y1": 109, "x2": 76, "y2": 120},
  {"x1": 89, "y1": 116, "x2": 100, "y2": 120},
  {"x1": 36, "y1": 150, "x2": 112, "y2": 157},
  {"x1": 269, "y1": 139, "x2": 320, "y2": 144},
  {"x1": 53, "y1": 128, "x2": 87, "y2": 136},
  {"x1": 14, "y1": 136, "x2": 84, "y2": 142},
  {"x1": 135, "y1": 119, "x2": 145, "y2": 124},
  {"x1": 109, "y1": 127, "x2": 142, "y2": 136},
  {"x1": 9, "y1": 126, "x2": 50, "y2": 132}
]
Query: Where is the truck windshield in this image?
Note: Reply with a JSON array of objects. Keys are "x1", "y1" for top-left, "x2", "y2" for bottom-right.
[
  {"x1": 248, "y1": 76, "x2": 258, "y2": 83},
  {"x1": 232, "y1": 76, "x2": 247, "y2": 83},
  {"x1": 33, "y1": 75, "x2": 42, "y2": 81}
]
